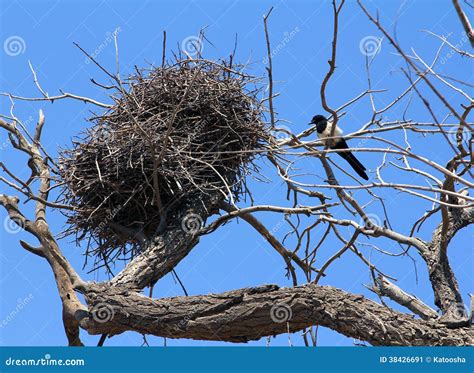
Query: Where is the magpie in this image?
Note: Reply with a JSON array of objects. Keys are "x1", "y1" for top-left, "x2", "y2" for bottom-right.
[{"x1": 310, "y1": 115, "x2": 368, "y2": 180}]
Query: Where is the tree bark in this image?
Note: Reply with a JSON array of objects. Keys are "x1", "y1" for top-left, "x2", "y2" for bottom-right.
[
  {"x1": 420, "y1": 206, "x2": 474, "y2": 324},
  {"x1": 79, "y1": 283, "x2": 473, "y2": 346},
  {"x1": 110, "y1": 194, "x2": 221, "y2": 289}
]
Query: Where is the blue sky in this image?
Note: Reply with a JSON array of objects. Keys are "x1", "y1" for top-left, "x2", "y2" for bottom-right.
[{"x1": 0, "y1": 0, "x2": 472, "y2": 346}]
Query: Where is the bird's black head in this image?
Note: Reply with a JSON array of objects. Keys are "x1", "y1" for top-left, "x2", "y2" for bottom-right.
[{"x1": 310, "y1": 115, "x2": 327, "y2": 134}]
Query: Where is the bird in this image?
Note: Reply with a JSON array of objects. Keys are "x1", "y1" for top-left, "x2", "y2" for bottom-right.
[{"x1": 310, "y1": 115, "x2": 368, "y2": 180}]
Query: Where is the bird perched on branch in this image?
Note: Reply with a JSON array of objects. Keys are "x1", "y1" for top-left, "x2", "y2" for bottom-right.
[{"x1": 310, "y1": 115, "x2": 368, "y2": 180}]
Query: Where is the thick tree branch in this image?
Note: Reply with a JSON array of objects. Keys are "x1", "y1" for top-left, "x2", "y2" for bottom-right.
[
  {"x1": 79, "y1": 283, "x2": 473, "y2": 346},
  {"x1": 420, "y1": 205, "x2": 474, "y2": 324},
  {"x1": 0, "y1": 114, "x2": 86, "y2": 346},
  {"x1": 2, "y1": 4, "x2": 472, "y2": 348},
  {"x1": 109, "y1": 226, "x2": 198, "y2": 289},
  {"x1": 1, "y1": 194, "x2": 86, "y2": 346},
  {"x1": 110, "y1": 194, "x2": 221, "y2": 289}
]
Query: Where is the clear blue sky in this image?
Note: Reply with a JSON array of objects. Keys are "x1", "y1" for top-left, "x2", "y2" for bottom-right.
[{"x1": 0, "y1": 0, "x2": 472, "y2": 346}]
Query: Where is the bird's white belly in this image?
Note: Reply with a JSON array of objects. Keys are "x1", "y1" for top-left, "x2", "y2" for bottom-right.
[{"x1": 317, "y1": 123, "x2": 343, "y2": 144}]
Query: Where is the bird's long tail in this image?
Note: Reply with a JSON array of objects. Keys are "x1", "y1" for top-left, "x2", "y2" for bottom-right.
[{"x1": 337, "y1": 151, "x2": 368, "y2": 180}]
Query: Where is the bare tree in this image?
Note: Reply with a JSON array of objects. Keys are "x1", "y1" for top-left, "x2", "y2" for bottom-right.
[{"x1": 1, "y1": 1, "x2": 473, "y2": 346}]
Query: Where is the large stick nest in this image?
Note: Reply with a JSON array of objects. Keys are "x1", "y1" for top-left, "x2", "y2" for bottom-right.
[{"x1": 58, "y1": 58, "x2": 268, "y2": 265}]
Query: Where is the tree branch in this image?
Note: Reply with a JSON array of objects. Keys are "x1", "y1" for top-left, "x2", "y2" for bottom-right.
[
  {"x1": 420, "y1": 205, "x2": 474, "y2": 324},
  {"x1": 452, "y1": 0, "x2": 474, "y2": 47},
  {"x1": 79, "y1": 282, "x2": 473, "y2": 346},
  {"x1": 372, "y1": 275, "x2": 438, "y2": 320},
  {"x1": 110, "y1": 194, "x2": 221, "y2": 289}
]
